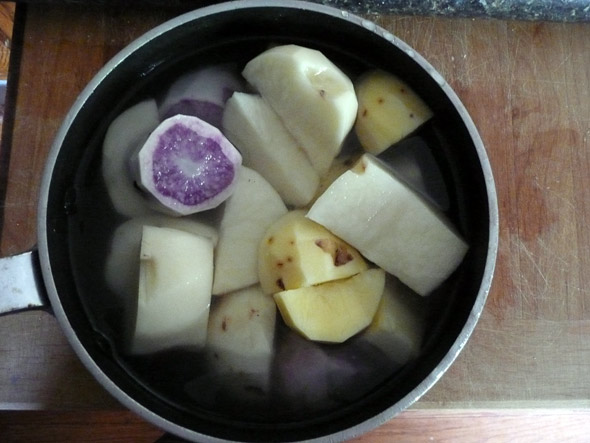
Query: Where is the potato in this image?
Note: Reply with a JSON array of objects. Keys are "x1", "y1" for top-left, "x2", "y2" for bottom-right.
[
  {"x1": 258, "y1": 210, "x2": 367, "y2": 294},
  {"x1": 355, "y1": 70, "x2": 433, "y2": 155}
]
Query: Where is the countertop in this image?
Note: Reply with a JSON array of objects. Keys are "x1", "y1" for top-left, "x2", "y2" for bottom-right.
[
  {"x1": 0, "y1": 1, "x2": 589, "y2": 441},
  {"x1": 322, "y1": 0, "x2": 590, "y2": 22},
  {"x1": 14, "y1": 0, "x2": 590, "y2": 22}
]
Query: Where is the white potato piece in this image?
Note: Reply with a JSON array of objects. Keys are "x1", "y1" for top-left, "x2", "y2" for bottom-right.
[
  {"x1": 131, "y1": 225, "x2": 214, "y2": 355},
  {"x1": 222, "y1": 92, "x2": 320, "y2": 207},
  {"x1": 242, "y1": 44, "x2": 358, "y2": 174},
  {"x1": 105, "y1": 215, "x2": 218, "y2": 307},
  {"x1": 307, "y1": 154, "x2": 468, "y2": 296},
  {"x1": 102, "y1": 99, "x2": 160, "y2": 217},
  {"x1": 206, "y1": 285, "x2": 277, "y2": 393},
  {"x1": 212, "y1": 167, "x2": 288, "y2": 295},
  {"x1": 363, "y1": 276, "x2": 425, "y2": 365},
  {"x1": 355, "y1": 70, "x2": 433, "y2": 155}
]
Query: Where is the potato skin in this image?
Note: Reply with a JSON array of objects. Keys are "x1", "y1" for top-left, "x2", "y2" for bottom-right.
[
  {"x1": 257, "y1": 210, "x2": 367, "y2": 294},
  {"x1": 355, "y1": 69, "x2": 433, "y2": 155}
]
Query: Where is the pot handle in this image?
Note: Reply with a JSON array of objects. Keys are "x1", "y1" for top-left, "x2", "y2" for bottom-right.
[{"x1": 0, "y1": 250, "x2": 50, "y2": 315}]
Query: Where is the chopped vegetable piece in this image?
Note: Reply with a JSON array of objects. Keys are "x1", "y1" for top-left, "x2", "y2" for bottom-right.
[
  {"x1": 105, "y1": 215, "x2": 218, "y2": 310},
  {"x1": 131, "y1": 225, "x2": 214, "y2": 355},
  {"x1": 258, "y1": 210, "x2": 367, "y2": 294},
  {"x1": 133, "y1": 115, "x2": 242, "y2": 216},
  {"x1": 158, "y1": 64, "x2": 244, "y2": 128},
  {"x1": 307, "y1": 154, "x2": 468, "y2": 296},
  {"x1": 355, "y1": 69, "x2": 433, "y2": 155},
  {"x1": 212, "y1": 167, "x2": 287, "y2": 295},
  {"x1": 243, "y1": 44, "x2": 358, "y2": 174},
  {"x1": 273, "y1": 268, "x2": 385, "y2": 343},
  {"x1": 102, "y1": 99, "x2": 160, "y2": 217},
  {"x1": 206, "y1": 285, "x2": 277, "y2": 394},
  {"x1": 274, "y1": 326, "x2": 392, "y2": 411},
  {"x1": 222, "y1": 92, "x2": 320, "y2": 207},
  {"x1": 363, "y1": 276, "x2": 425, "y2": 365}
]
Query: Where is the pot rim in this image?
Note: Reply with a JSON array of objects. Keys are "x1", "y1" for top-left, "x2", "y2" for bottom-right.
[{"x1": 37, "y1": 1, "x2": 499, "y2": 441}]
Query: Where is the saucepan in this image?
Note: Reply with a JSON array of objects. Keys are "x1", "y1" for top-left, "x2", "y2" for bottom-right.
[{"x1": 0, "y1": 1, "x2": 498, "y2": 441}]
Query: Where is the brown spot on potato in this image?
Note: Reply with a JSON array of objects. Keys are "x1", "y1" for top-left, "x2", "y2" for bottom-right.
[
  {"x1": 353, "y1": 158, "x2": 368, "y2": 174},
  {"x1": 377, "y1": 97, "x2": 384, "y2": 104},
  {"x1": 315, "y1": 238, "x2": 331, "y2": 252},
  {"x1": 267, "y1": 236, "x2": 274, "y2": 245},
  {"x1": 315, "y1": 238, "x2": 354, "y2": 266},
  {"x1": 276, "y1": 278, "x2": 285, "y2": 290},
  {"x1": 334, "y1": 246, "x2": 354, "y2": 266},
  {"x1": 222, "y1": 317, "x2": 229, "y2": 331},
  {"x1": 362, "y1": 108, "x2": 368, "y2": 117}
]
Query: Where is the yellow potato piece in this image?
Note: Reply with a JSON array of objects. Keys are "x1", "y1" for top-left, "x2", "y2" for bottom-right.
[
  {"x1": 355, "y1": 70, "x2": 433, "y2": 155},
  {"x1": 273, "y1": 268, "x2": 385, "y2": 343},
  {"x1": 258, "y1": 210, "x2": 368, "y2": 294}
]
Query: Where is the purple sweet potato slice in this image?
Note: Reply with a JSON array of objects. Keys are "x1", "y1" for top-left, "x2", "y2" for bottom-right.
[
  {"x1": 158, "y1": 64, "x2": 244, "y2": 128},
  {"x1": 133, "y1": 115, "x2": 242, "y2": 216},
  {"x1": 273, "y1": 326, "x2": 394, "y2": 413}
]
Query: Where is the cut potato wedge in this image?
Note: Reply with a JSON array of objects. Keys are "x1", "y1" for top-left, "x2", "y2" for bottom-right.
[
  {"x1": 307, "y1": 154, "x2": 468, "y2": 296},
  {"x1": 258, "y1": 210, "x2": 367, "y2": 294},
  {"x1": 355, "y1": 70, "x2": 433, "y2": 155},
  {"x1": 131, "y1": 226, "x2": 214, "y2": 354},
  {"x1": 213, "y1": 167, "x2": 288, "y2": 295},
  {"x1": 273, "y1": 268, "x2": 385, "y2": 343},
  {"x1": 243, "y1": 44, "x2": 357, "y2": 174}
]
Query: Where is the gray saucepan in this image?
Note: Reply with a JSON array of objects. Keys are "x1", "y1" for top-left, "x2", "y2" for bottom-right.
[{"x1": 0, "y1": 1, "x2": 498, "y2": 441}]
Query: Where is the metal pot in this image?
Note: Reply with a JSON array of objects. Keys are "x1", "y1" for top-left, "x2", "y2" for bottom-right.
[{"x1": 0, "y1": 1, "x2": 498, "y2": 441}]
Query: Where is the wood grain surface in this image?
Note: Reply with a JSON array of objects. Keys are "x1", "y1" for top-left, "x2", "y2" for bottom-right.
[
  {"x1": 0, "y1": 2, "x2": 589, "y2": 441},
  {"x1": 1, "y1": 409, "x2": 590, "y2": 442},
  {"x1": 0, "y1": 2, "x2": 14, "y2": 80}
]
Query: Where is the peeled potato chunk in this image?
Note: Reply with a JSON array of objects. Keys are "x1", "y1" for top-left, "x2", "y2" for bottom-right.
[
  {"x1": 307, "y1": 154, "x2": 468, "y2": 296},
  {"x1": 258, "y1": 210, "x2": 368, "y2": 294},
  {"x1": 206, "y1": 285, "x2": 277, "y2": 394},
  {"x1": 355, "y1": 69, "x2": 433, "y2": 155},
  {"x1": 273, "y1": 268, "x2": 385, "y2": 343},
  {"x1": 243, "y1": 44, "x2": 358, "y2": 174},
  {"x1": 222, "y1": 92, "x2": 320, "y2": 207},
  {"x1": 131, "y1": 225, "x2": 214, "y2": 355},
  {"x1": 363, "y1": 276, "x2": 425, "y2": 366},
  {"x1": 102, "y1": 99, "x2": 160, "y2": 218},
  {"x1": 212, "y1": 167, "x2": 288, "y2": 295}
]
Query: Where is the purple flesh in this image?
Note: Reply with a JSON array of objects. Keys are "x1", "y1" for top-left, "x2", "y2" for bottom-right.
[
  {"x1": 220, "y1": 85, "x2": 237, "y2": 104},
  {"x1": 152, "y1": 123, "x2": 235, "y2": 206},
  {"x1": 274, "y1": 327, "x2": 395, "y2": 412},
  {"x1": 161, "y1": 100, "x2": 224, "y2": 128}
]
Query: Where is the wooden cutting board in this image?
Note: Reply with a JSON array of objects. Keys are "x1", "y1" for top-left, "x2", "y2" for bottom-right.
[{"x1": 0, "y1": 1, "x2": 589, "y2": 417}]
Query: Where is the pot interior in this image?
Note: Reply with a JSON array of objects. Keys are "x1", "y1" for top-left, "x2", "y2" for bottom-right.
[{"x1": 42, "y1": 3, "x2": 493, "y2": 441}]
